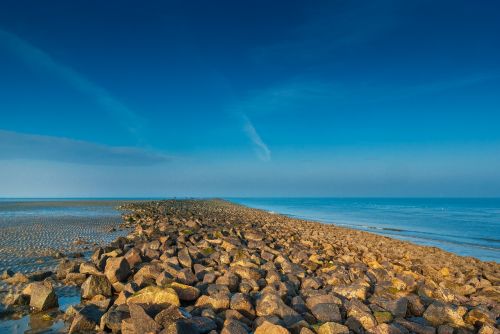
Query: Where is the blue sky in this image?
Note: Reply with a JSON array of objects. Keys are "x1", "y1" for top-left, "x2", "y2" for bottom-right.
[{"x1": 0, "y1": 0, "x2": 499, "y2": 197}]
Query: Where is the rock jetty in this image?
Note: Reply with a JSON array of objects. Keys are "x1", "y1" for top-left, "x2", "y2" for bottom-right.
[{"x1": 1, "y1": 199, "x2": 499, "y2": 333}]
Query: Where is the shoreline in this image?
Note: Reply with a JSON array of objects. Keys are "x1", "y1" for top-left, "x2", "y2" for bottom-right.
[{"x1": 1, "y1": 199, "x2": 499, "y2": 333}]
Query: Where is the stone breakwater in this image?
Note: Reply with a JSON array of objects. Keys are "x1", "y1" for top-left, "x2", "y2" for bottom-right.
[{"x1": 1, "y1": 199, "x2": 499, "y2": 334}]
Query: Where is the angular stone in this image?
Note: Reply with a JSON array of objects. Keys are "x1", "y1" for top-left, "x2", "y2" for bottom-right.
[
  {"x1": 169, "y1": 282, "x2": 200, "y2": 301},
  {"x1": 230, "y1": 292, "x2": 255, "y2": 319},
  {"x1": 81, "y1": 275, "x2": 112, "y2": 299},
  {"x1": 105, "y1": 257, "x2": 131, "y2": 283},
  {"x1": 127, "y1": 286, "x2": 180, "y2": 307},
  {"x1": 128, "y1": 303, "x2": 161, "y2": 333},
  {"x1": 394, "y1": 318, "x2": 436, "y2": 334},
  {"x1": 100, "y1": 304, "x2": 130, "y2": 333},
  {"x1": 154, "y1": 304, "x2": 190, "y2": 328},
  {"x1": 69, "y1": 305, "x2": 105, "y2": 334},
  {"x1": 256, "y1": 293, "x2": 302, "y2": 326},
  {"x1": 317, "y1": 322, "x2": 350, "y2": 334},
  {"x1": 311, "y1": 303, "x2": 341, "y2": 322},
  {"x1": 29, "y1": 281, "x2": 58, "y2": 311},
  {"x1": 178, "y1": 248, "x2": 193, "y2": 269},
  {"x1": 221, "y1": 319, "x2": 248, "y2": 334},
  {"x1": 423, "y1": 301, "x2": 466, "y2": 327},
  {"x1": 232, "y1": 265, "x2": 262, "y2": 280}
]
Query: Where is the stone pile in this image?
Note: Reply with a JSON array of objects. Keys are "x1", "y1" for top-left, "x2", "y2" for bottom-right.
[{"x1": 1, "y1": 199, "x2": 499, "y2": 333}]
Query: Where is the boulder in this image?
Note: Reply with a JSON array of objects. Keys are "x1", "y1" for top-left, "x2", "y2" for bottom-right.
[
  {"x1": 105, "y1": 257, "x2": 131, "y2": 283},
  {"x1": 100, "y1": 304, "x2": 130, "y2": 332},
  {"x1": 256, "y1": 292, "x2": 302, "y2": 326},
  {"x1": 230, "y1": 292, "x2": 255, "y2": 319},
  {"x1": 29, "y1": 281, "x2": 58, "y2": 311},
  {"x1": 178, "y1": 248, "x2": 193, "y2": 268},
  {"x1": 69, "y1": 304, "x2": 105, "y2": 334},
  {"x1": 169, "y1": 282, "x2": 200, "y2": 301},
  {"x1": 255, "y1": 321, "x2": 290, "y2": 334},
  {"x1": 128, "y1": 303, "x2": 161, "y2": 333},
  {"x1": 81, "y1": 275, "x2": 113, "y2": 299},
  {"x1": 127, "y1": 286, "x2": 180, "y2": 307},
  {"x1": 311, "y1": 303, "x2": 341, "y2": 322},
  {"x1": 317, "y1": 322, "x2": 350, "y2": 334},
  {"x1": 423, "y1": 301, "x2": 466, "y2": 327}
]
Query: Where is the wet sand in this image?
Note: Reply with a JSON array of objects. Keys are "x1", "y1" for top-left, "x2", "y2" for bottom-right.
[{"x1": 0, "y1": 200, "x2": 130, "y2": 274}]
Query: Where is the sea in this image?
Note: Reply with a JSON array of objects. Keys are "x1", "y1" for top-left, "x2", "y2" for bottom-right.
[{"x1": 229, "y1": 198, "x2": 500, "y2": 263}]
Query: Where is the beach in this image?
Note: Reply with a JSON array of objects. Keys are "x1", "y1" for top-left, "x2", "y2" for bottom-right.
[{"x1": 0, "y1": 199, "x2": 499, "y2": 333}]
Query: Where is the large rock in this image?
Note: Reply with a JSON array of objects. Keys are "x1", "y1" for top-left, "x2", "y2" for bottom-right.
[
  {"x1": 311, "y1": 303, "x2": 341, "y2": 322},
  {"x1": 81, "y1": 275, "x2": 113, "y2": 299},
  {"x1": 255, "y1": 321, "x2": 290, "y2": 334},
  {"x1": 29, "y1": 281, "x2": 58, "y2": 311},
  {"x1": 423, "y1": 301, "x2": 466, "y2": 327},
  {"x1": 178, "y1": 248, "x2": 192, "y2": 269},
  {"x1": 57, "y1": 260, "x2": 79, "y2": 279},
  {"x1": 169, "y1": 282, "x2": 200, "y2": 301},
  {"x1": 230, "y1": 292, "x2": 255, "y2": 319},
  {"x1": 232, "y1": 265, "x2": 262, "y2": 280},
  {"x1": 69, "y1": 304, "x2": 105, "y2": 334},
  {"x1": 128, "y1": 303, "x2": 161, "y2": 333},
  {"x1": 317, "y1": 322, "x2": 350, "y2": 334},
  {"x1": 127, "y1": 286, "x2": 180, "y2": 307},
  {"x1": 100, "y1": 304, "x2": 130, "y2": 333},
  {"x1": 154, "y1": 304, "x2": 190, "y2": 328},
  {"x1": 256, "y1": 292, "x2": 302, "y2": 326},
  {"x1": 221, "y1": 319, "x2": 249, "y2": 334},
  {"x1": 105, "y1": 257, "x2": 131, "y2": 283}
]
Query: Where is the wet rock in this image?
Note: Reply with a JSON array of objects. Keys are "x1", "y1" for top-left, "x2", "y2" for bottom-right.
[
  {"x1": 81, "y1": 275, "x2": 113, "y2": 299},
  {"x1": 80, "y1": 262, "x2": 101, "y2": 275},
  {"x1": 27, "y1": 270, "x2": 53, "y2": 281},
  {"x1": 29, "y1": 281, "x2": 58, "y2": 311},
  {"x1": 4, "y1": 272, "x2": 29, "y2": 284},
  {"x1": 69, "y1": 304, "x2": 105, "y2": 334},
  {"x1": 1, "y1": 269, "x2": 14, "y2": 279},
  {"x1": 57, "y1": 259, "x2": 79, "y2": 279}
]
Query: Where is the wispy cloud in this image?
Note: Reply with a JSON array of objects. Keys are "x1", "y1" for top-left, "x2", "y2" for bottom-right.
[
  {"x1": 0, "y1": 130, "x2": 171, "y2": 166},
  {"x1": 0, "y1": 28, "x2": 144, "y2": 139},
  {"x1": 235, "y1": 73, "x2": 499, "y2": 117},
  {"x1": 240, "y1": 114, "x2": 271, "y2": 161}
]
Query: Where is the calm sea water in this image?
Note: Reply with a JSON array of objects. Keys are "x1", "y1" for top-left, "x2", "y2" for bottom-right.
[{"x1": 229, "y1": 198, "x2": 500, "y2": 262}]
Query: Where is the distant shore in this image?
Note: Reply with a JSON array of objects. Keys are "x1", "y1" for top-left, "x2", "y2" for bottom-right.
[{"x1": 1, "y1": 199, "x2": 499, "y2": 333}]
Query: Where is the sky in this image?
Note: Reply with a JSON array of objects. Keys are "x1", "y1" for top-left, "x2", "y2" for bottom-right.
[{"x1": 0, "y1": 0, "x2": 499, "y2": 197}]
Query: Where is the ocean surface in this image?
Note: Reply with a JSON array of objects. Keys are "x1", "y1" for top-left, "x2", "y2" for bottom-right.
[{"x1": 229, "y1": 198, "x2": 500, "y2": 262}]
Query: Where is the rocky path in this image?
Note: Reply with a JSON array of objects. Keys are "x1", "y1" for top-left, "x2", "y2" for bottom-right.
[{"x1": 1, "y1": 199, "x2": 499, "y2": 333}]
